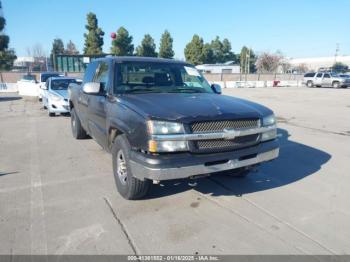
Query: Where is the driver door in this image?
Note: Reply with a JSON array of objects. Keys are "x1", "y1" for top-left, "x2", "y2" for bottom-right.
[
  {"x1": 87, "y1": 61, "x2": 110, "y2": 149},
  {"x1": 322, "y1": 73, "x2": 332, "y2": 87}
]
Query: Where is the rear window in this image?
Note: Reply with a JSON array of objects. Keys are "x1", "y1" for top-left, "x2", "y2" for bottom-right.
[
  {"x1": 41, "y1": 73, "x2": 60, "y2": 82},
  {"x1": 304, "y1": 73, "x2": 315, "y2": 77}
]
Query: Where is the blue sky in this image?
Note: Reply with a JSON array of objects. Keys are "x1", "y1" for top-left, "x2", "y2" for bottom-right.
[{"x1": 2, "y1": 0, "x2": 350, "y2": 58}]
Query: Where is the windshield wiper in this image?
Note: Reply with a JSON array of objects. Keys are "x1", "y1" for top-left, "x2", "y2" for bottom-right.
[
  {"x1": 126, "y1": 88, "x2": 160, "y2": 93},
  {"x1": 168, "y1": 88, "x2": 205, "y2": 93}
]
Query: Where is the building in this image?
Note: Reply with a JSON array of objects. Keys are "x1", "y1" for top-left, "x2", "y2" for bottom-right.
[
  {"x1": 196, "y1": 61, "x2": 240, "y2": 74},
  {"x1": 289, "y1": 56, "x2": 350, "y2": 72}
]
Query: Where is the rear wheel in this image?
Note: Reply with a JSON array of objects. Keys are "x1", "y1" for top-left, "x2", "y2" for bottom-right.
[
  {"x1": 70, "y1": 107, "x2": 88, "y2": 139},
  {"x1": 306, "y1": 81, "x2": 314, "y2": 88},
  {"x1": 112, "y1": 135, "x2": 151, "y2": 200}
]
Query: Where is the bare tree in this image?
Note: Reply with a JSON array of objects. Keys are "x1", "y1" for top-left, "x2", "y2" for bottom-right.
[
  {"x1": 295, "y1": 63, "x2": 309, "y2": 73},
  {"x1": 25, "y1": 43, "x2": 47, "y2": 71},
  {"x1": 65, "y1": 40, "x2": 79, "y2": 55},
  {"x1": 32, "y1": 43, "x2": 46, "y2": 59},
  {"x1": 256, "y1": 52, "x2": 282, "y2": 73}
]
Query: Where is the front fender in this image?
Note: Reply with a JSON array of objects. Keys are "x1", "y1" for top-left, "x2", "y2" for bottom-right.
[{"x1": 107, "y1": 102, "x2": 149, "y2": 151}]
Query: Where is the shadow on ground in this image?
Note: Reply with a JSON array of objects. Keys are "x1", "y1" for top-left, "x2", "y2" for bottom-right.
[
  {"x1": 0, "y1": 172, "x2": 18, "y2": 177},
  {"x1": 147, "y1": 128, "x2": 331, "y2": 199},
  {"x1": 0, "y1": 96, "x2": 22, "y2": 102}
]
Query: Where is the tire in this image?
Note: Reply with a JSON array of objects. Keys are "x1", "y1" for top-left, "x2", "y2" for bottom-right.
[
  {"x1": 48, "y1": 111, "x2": 55, "y2": 117},
  {"x1": 112, "y1": 135, "x2": 151, "y2": 200},
  {"x1": 70, "y1": 107, "x2": 88, "y2": 139},
  {"x1": 306, "y1": 81, "x2": 313, "y2": 88},
  {"x1": 332, "y1": 81, "x2": 340, "y2": 88}
]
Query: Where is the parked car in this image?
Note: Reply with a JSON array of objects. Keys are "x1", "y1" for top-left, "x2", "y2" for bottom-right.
[
  {"x1": 69, "y1": 57, "x2": 279, "y2": 200},
  {"x1": 17, "y1": 74, "x2": 39, "y2": 97},
  {"x1": 303, "y1": 72, "x2": 350, "y2": 88},
  {"x1": 19, "y1": 74, "x2": 37, "y2": 83},
  {"x1": 42, "y1": 77, "x2": 81, "y2": 117},
  {"x1": 339, "y1": 74, "x2": 350, "y2": 79},
  {"x1": 37, "y1": 72, "x2": 63, "y2": 101}
]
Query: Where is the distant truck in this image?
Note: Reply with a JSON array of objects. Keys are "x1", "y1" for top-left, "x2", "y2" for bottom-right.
[
  {"x1": 303, "y1": 72, "x2": 350, "y2": 88},
  {"x1": 69, "y1": 57, "x2": 279, "y2": 200}
]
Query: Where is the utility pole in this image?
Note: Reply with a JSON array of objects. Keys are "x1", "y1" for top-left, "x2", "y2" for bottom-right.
[{"x1": 334, "y1": 43, "x2": 339, "y2": 64}]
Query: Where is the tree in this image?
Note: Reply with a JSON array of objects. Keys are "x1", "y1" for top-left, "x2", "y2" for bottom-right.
[
  {"x1": 295, "y1": 63, "x2": 309, "y2": 74},
  {"x1": 202, "y1": 43, "x2": 215, "y2": 64},
  {"x1": 332, "y1": 62, "x2": 348, "y2": 73},
  {"x1": 240, "y1": 46, "x2": 256, "y2": 74},
  {"x1": 51, "y1": 38, "x2": 65, "y2": 56},
  {"x1": 135, "y1": 34, "x2": 157, "y2": 57},
  {"x1": 221, "y1": 38, "x2": 236, "y2": 62},
  {"x1": 206, "y1": 37, "x2": 236, "y2": 64},
  {"x1": 111, "y1": 27, "x2": 134, "y2": 56},
  {"x1": 158, "y1": 30, "x2": 174, "y2": 59},
  {"x1": 65, "y1": 40, "x2": 79, "y2": 55},
  {"x1": 83, "y1": 12, "x2": 104, "y2": 55},
  {"x1": 50, "y1": 38, "x2": 64, "y2": 71},
  {"x1": 184, "y1": 34, "x2": 205, "y2": 65},
  {"x1": 0, "y1": 1, "x2": 16, "y2": 70},
  {"x1": 256, "y1": 52, "x2": 281, "y2": 73},
  {"x1": 210, "y1": 36, "x2": 225, "y2": 63},
  {"x1": 26, "y1": 44, "x2": 47, "y2": 71}
]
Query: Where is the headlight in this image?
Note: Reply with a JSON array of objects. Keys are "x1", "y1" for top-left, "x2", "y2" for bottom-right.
[
  {"x1": 261, "y1": 114, "x2": 277, "y2": 141},
  {"x1": 262, "y1": 114, "x2": 276, "y2": 126},
  {"x1": 49, "y1": 93, "x2": 62, "y2": 101},
  {"x1": 147, "y1": 120, "x2": 185, "y2": 135},
  {"x1": 148, "y1": 140, "x2": 188, "y2": 153},
  {"x1": 261, "y1": 129, "x2": 277, "y2": 142},
  {"x1": 147, "y1": 121, "x2": 188, "y2": 152}
]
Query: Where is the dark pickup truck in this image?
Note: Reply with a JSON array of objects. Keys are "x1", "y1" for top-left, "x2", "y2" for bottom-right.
[{"x1": 69, "y1": 57, "x2": 279, "y2": 199}]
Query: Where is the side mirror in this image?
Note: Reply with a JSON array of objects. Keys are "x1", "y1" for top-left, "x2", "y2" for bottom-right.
[
  {"x1": 83, "y1": 82, "x2": 101, "y2": 94},
  {"x1": 211, "y1": 84, "x2": 222, "y2": 94}
]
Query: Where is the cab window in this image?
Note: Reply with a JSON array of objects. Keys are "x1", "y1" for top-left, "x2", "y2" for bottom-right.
[
  {"x1": 316, "y1": 73, "x2": 323, "y2": 78},
  {"x1": 93, "y1": 62, "x2": 109, "y2": 93},
  {"x1": 324, "y1": 74, "x2": 330, "y2": 78}
]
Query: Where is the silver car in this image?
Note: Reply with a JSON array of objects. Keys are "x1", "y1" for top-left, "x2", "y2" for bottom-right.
[
  {"x1": 303, "y1": 72, "x2": 350, "y2": 88},
  {"x1": 42, "y1": 77, "x2": 81, "y2": 117}
]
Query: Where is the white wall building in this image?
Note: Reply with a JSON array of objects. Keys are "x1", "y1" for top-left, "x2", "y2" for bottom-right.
[
  {"x1": 289, "y1": 55, "x2": 350, "y2": 71},
  {"x1": 196, "y1": 61, "x2": 240, "y2": 74}
]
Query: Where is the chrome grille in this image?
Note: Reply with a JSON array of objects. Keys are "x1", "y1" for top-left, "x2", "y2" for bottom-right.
[
  {"x1": 195, "y1": 134, "x2": 260, "y2": 151},
  {"x1": 191, "y1": 119, "x2": 260, "y2": 133}
]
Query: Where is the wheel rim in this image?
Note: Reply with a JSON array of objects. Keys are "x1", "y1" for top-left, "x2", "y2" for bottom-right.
[{"x1": 116, "y1": 150, "x2": 127, "y2": 185}]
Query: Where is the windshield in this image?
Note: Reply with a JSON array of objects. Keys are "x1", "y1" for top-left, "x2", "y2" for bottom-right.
[
  {"x1": 114, "y1": 62, "x2": 213, "y2": 94},
  {"x1": 51, "y1": 79, "x2": 79, "y2": 90},
  {"x1": 22, "y1": 75, "x2": 36, "y2": 81},
  {"x1": 41, "y1": 73, "x2": 60, "y2": 82}
]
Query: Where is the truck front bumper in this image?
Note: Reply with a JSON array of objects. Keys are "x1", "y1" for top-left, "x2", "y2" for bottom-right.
[{"x1": 129, "y1": 140, "x2": 279, "y2": 181}]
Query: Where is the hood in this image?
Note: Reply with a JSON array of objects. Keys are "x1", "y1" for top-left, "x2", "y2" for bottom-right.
[
  {"x1": 120, "y1": 93, "x2": 273, "y2": 123},
  {"x1": 51, "y1": 89, "x2": 68, "y2": 99}
]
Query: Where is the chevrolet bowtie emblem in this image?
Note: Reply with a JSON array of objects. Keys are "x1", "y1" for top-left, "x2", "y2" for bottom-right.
[{"x1": 223, "y1": 128, "x2": 236, "y2": 140}]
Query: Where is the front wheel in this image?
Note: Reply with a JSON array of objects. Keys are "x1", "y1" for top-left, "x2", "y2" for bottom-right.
[
  {"x1": 70, "y1": 107, "x2": 88, "y2": 139},
  {"x1": 332, "y1": 81, "x2": 340, "y2": 88},
  {"x1": 112, "y1": 135, "x2": 151, "y2": 200}
]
